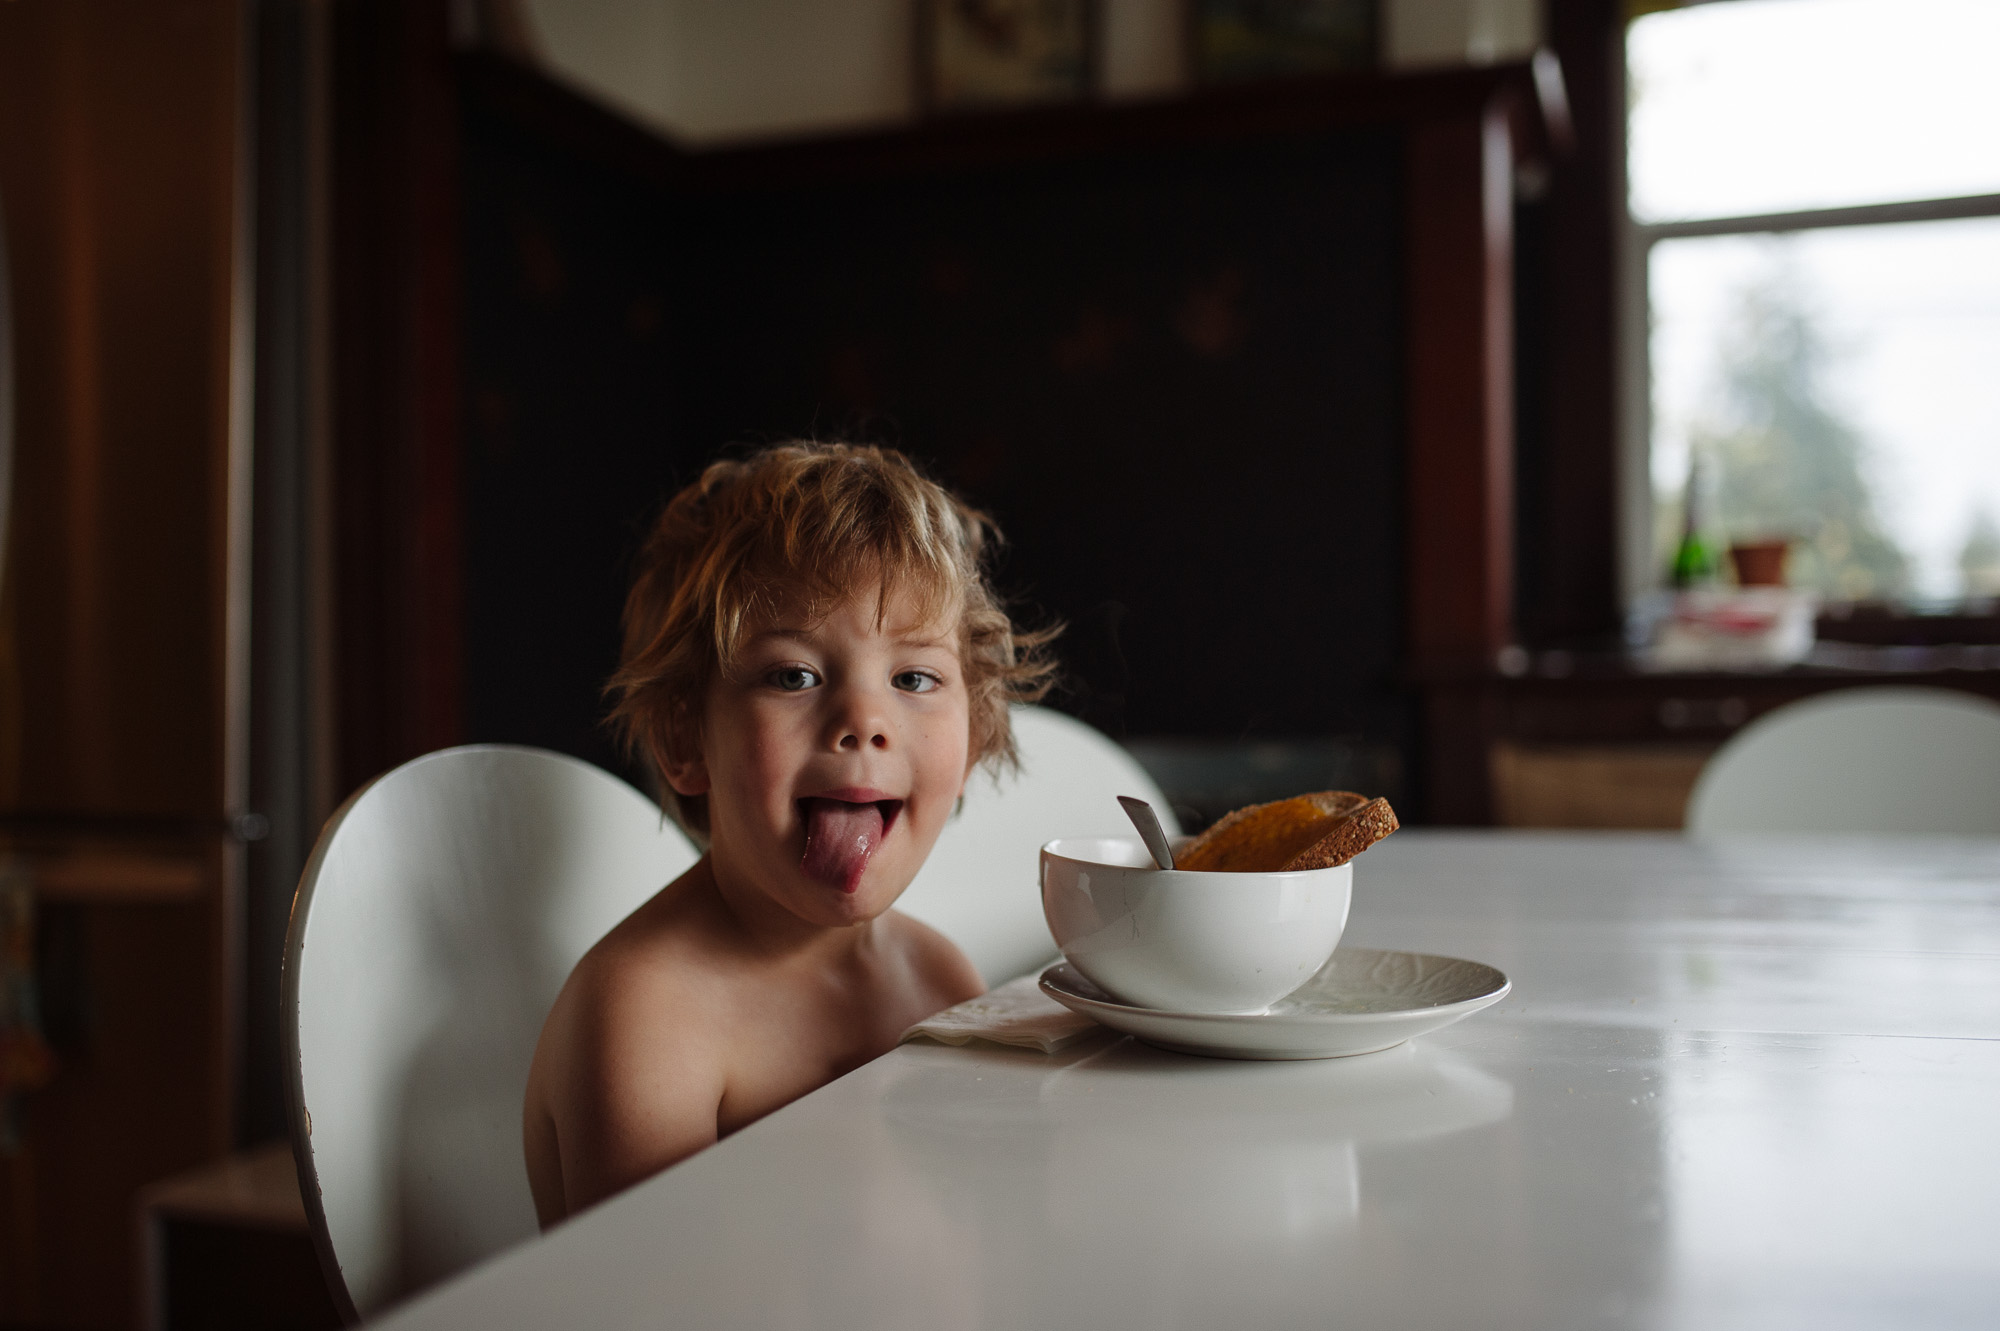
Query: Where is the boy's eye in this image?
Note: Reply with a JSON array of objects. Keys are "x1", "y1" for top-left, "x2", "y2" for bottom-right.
[
  {"x1": 893, "y1": 669, "x2": 941, "y2": 694},
  {"x1": 768, "y1": 666, "x2": 821, "y2": 692}
]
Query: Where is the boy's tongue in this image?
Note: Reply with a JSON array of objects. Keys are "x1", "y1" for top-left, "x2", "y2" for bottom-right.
[{"x1": 800, "y1": 798, "x2": 886, "y2": 894}]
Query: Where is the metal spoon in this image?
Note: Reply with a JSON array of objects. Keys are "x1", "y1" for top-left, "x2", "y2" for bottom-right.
[{"x1": 1117, "y1": 795, "x2": 1176, "y2": 871}]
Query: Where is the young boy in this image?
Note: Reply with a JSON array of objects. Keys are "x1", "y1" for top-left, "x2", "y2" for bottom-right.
[{"x1": 523, "y1": 442, "x2": 1056, "y2": 1226}]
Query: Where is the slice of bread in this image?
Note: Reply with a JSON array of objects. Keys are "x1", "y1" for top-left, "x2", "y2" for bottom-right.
[{"x1": 1174, "y1": 790, "x2": 1399, "y2": 873}]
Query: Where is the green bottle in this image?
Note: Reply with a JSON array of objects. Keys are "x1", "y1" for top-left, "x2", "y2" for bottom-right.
[{"x1": 1671, "y1": 456, "x2": 1719, "y2": 587}]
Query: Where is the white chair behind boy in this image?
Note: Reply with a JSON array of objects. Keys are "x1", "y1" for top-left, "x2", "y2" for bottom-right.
[
  {"x1": 283, "y1": 711, "x2": 1166, "y2": 1319},
  {"x1": 282, "y1": 745, "x2": 699, "y2": 1321},
  {"x1": 899, "y1": 705, "x2": 1179, "y2": 985},
  {"x1": 1685, "y1": 686, "x2": 2000, "y2": 835}
]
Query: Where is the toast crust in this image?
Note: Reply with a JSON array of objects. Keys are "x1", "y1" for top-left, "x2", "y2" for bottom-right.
[{"x1": 1175, "y1": 790, "x2": 1399, "y2": 873}]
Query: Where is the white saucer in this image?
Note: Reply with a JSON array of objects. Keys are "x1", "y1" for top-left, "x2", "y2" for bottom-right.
[{"x1": 1038, "y1": 948, "x2": 1511, "y2": 1061}]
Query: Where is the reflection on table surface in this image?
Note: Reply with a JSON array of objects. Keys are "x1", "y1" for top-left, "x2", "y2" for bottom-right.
[
  {"x1": 1344, "y1": 831, "x2": 2000, "y2": 1039},
  {"x1": 372, "y1": 831, "x2": 2000, "y2": 1331}
]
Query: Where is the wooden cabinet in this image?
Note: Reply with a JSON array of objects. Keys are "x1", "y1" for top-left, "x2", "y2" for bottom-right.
[
  {"x1": 450, "y1": 49, "x2": 1563, "y2": 801},
  {"x1": 1476, "y1": 659, "x2": 2000, "y2": 829},
  {"x1": 0, "y1": 2, "x2": 244, "y2": 1324}
]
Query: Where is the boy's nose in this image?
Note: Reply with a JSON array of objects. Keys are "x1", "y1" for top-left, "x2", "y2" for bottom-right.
[{"x1": 830, "y1": 687, "x2": 891, "y2": 752}]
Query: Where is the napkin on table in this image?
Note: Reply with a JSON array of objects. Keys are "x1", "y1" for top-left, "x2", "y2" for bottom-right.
[{"x1": 901, "y1": 973, "x2": 1102, "y2": 1054}]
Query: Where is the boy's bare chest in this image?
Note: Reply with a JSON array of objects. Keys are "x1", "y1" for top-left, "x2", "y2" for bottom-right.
[{"x1": 712, "y1": 965, "x2": 932, "y2": 1137}]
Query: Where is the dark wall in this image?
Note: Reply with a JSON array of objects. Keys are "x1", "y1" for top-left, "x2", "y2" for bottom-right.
[
  {"x1": 459, "y1": 96, "x2": 1412, "y2": 784},
  {"x1": 460, "y1": 110, "x2": 687, "y2": 780}
]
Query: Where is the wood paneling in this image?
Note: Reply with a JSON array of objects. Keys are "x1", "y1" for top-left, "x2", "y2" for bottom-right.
[
  {"x1": 0, "y1": 0, "x2": 241, "y2": 1324},
  {"x1": 1404, "y1": 96, "x2": 1520, "y2": 825},
  {"x1": 1406, "y1": 105, "x2": 1516, "y2": 669},
  {"x1": 1526, "y1": 0, "x2": 1625, "y2": 647},
  {"x1": 1491, "y1": 741, "x2": 1713, "y2": 829},
  {"x1": 1496, "y1": 663, "x2": 2000, "y2": 744},
  {"x1": 29, "y1": 850, "x2": 209, "y2": 904},
  {"x1": 1489, "y1": 666, "x2": 2000, "y2": 827},
  {"x1": 139, "y1": 1143, "x2": 340, "y2": 1330},
  {"x1": 461, "y1": 101, "x2": 1410, "y2": 757},
  {"x1": 461, "y1": 50, "x2": 1562, "y2": 197},
  {"x1": 0, "y1": 0, "x2": 239, "y2": 820},
  {"x1": 328, "y1": 0, "x2": 464, "y2": 802},
  {"x1": 455, "y1": 54, "x2": 1558, "y2": 821}
]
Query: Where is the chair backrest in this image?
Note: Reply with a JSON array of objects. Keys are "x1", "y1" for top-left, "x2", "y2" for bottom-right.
[
  {"x1": 282, "y1": 746, "x2": 699, "y2": 1321},
  {"x1": 284, "y1": 713, "x2": 1166, "y2": 1318},
  {"x1": 1685, "y1": 686, "x2": 2000, "y2": 835},
  {"x1": 897, "y1": 705, "x2": 1179, "y2": 985}
]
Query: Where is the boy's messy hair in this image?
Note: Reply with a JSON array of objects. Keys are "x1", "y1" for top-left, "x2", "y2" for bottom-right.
[{"x1": 607, "y1": 441, "x2": 1059, "y2": 840}]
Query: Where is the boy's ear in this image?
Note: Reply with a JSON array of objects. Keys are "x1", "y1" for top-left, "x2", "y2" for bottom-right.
[
  {"x1": 654, "y1": 712, "x2": 708, "y2": 797},
  {"x1": 661, "y1": 752, "x2": 710, "y2": 798}
]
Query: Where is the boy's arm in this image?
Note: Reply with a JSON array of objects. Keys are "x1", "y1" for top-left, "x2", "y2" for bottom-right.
[{"x1": 549, "y1": 968, "x2": 727, "y2": 1218}]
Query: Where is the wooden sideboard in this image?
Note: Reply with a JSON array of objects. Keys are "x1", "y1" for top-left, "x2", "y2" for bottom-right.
[{"x1": 1433, "y1": 646, "x2": 2000, "y2": 828}]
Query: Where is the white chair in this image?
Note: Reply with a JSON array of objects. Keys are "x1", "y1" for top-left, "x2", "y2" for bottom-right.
[
  {"x1": 282, "y1": 745, "x2": 700, "y2": 1321},
  {"x1": 899, "y1": 705, "x2": 1179, "y2": 985},
  {"x1": 283, "y1": 711, "x2": 1167, "y2": 1319},
  {"x1": 1684, "y1": 686, "x2": 2000, "y2": 835}
]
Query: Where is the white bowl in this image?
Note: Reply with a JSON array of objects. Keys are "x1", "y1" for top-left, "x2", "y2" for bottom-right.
[{"x1": 1039, "y1": 836, "x2": 1352, "y2": 1014}]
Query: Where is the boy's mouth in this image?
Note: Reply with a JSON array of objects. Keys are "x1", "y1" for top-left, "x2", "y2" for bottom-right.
[{"x1": 798, "y1": 796, "x2": 903, "y2": 895}]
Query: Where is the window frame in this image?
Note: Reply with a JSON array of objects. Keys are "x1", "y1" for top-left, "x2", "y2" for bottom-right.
[{"x1": 1619, "y1": 8, "x2": 2000, "y2": 609}]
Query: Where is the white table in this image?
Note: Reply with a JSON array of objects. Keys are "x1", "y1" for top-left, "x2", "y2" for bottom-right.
[{"x1": 372, "y1": 831, "x2": 2000, "y2": 1330}]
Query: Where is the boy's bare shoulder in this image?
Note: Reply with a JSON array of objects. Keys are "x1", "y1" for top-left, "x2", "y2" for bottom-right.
[
  {"x1": 536, "y1": 880, "x2": 735, "y2": 1093},
  {"x1": 526, "y1": 876, "x2": 737, "y2": 1219},
  {"x1": 883, "y1": 909, "x2": 986, "y2": 1005},
  {"x1": 558, "y1": 889, "x2": 729, "y2": 1034},
  {"x1": 532, "y1": 882, "x2": 738, "y2": 1138}
]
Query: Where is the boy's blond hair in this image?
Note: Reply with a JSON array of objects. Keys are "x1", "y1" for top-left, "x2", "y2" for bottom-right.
[{"x1": 608, "y1": 442, "x2": 1059, "y2": 839}]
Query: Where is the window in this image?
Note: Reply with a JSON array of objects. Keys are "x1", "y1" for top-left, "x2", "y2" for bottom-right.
[{"x1": 1629, "y1": 0, "x2": 2000, "y2": 604}]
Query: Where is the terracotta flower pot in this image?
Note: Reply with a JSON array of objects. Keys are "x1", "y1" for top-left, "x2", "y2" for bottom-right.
[{"x1": 1729, "y1": 540, "x2": 1789, "y2": 587}]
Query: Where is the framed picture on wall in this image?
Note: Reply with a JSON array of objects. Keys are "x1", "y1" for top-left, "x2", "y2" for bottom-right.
[
  {"x1": 917, "y1": 0, "x2": 1098, "y2": 113},
  {"x1": 1191, "y1": 0, "x2": 1377, "y2": 84}
]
